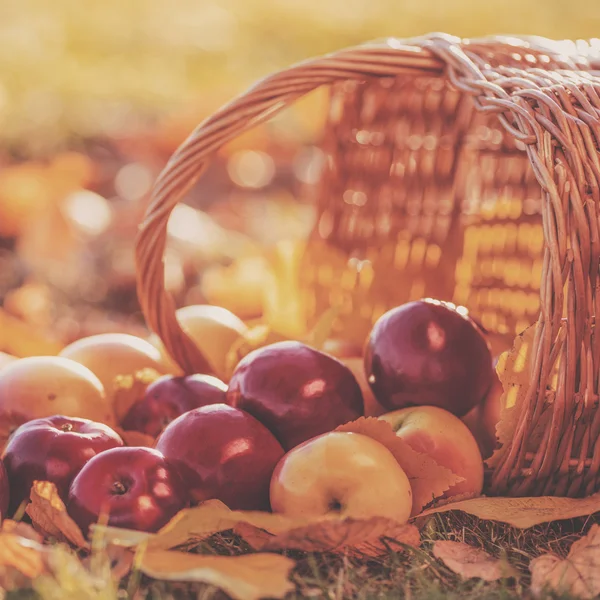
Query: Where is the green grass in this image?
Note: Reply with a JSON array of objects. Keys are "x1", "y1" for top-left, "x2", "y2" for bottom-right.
[{"x1": 6, "y1": 512, "x2": 598, "y2": 600}]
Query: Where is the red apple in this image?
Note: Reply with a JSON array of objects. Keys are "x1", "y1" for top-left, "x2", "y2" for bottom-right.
[
  {"x1": 2, "y1": 416, "x2": 124, "y2": 514},
  {"x1": 379, "y1": 405, "x2": 484, "y2": 499},
  {"x1": 155, "y1": 404, "x2": 284, "y2": 510},
  {"x1": 67, "y1": 447, "x2": 188, "y2": 535},
  {"x1": 0, "y1": 459, "x2": 9, "y2": 521},
  {"x1": 365, "y1": 300, "x2": 494, "y2": 417},
  {"x1": 227, "y1": 341, "x2": 364, "y2": 451},
  {"x1": 121, "y1": 374, "x2": 228, "y2": 437},
  {"x1": 270, "y1": 431, "x2": 412, "y2": 522}
]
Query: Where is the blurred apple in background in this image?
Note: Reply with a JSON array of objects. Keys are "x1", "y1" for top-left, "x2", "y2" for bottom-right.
[
  {"x1": 270, "y1": 431, "x2": 412, "y2": 522},
  {"x1": 155, "y1": 403, "x2": 284, "y2": 510},
  {"x1": 3, "y1": 415, "x2": 123, "y2": 514},
  {"x1": 0, "y1": 356, "x2": 116, "y2": 430},
  {"x1": 148, "y1": 304, "x2": 248, "y2": 381},
  {"x1": 59, "y1": 333, "x2": 167, "y2": 401},
  {"x1": 68, "y1": 446, "x2": 188, "y2": 535},
  {"x1": 121, "y1": 373, "x2": 228, "y2": 437},
  {"x1": 228, "y1": 341, "x2": 364, "y2": 451},
  {"x1": 379, "y1": 405, "x2": 484, "y2": 499},
  {"x1": 0, "y1": 459, "x2": 9, "y2": 521},
  {"x1": 365, "y1": 300, "x2": 494, "y2": 417},
  {"x1": 0, "y1": 352, "x2": 16, "y2": 371}
]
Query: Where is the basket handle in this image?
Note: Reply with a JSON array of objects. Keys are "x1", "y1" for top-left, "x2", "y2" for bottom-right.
[{"x1": 135, "y1": 38, "x2": 452, "y2": 375}]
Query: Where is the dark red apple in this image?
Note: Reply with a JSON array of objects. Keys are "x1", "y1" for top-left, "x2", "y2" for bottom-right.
[
  {"x1": 67, "y1": 447, "x2": 188, "y2": 535},
  {"x1": 2, "y1": 416, "x2": 124, "y2": 514},
  {"x1": 364, "y1": 299, "x2": 494, "y2": 417},
  {"x1": 227, "y1": 341, "x2": 364, "y2": 450},
  {"x1": 0, "y1": 459, "x2": 9, "y2": 520},
  {"x1": 121, "y1": 374, "x2": 228, "y2": 437},
  {"x1": 155, "y1": 403, "x2": 284, "y2": 510}
]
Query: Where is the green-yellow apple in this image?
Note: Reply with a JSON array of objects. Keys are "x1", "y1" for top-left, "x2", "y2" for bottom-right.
[
  {"x1": 379, "y1": 405, "x2": 483, "y2": 499},
  {"x1": 270, "y1": 431, "x2": 412, "y2": 523}
]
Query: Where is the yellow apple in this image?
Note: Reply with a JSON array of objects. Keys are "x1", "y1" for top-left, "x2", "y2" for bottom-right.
[
  {"x1": 59, "y1": 333, "x2": 167, "y2": 401},
  {"x1": 270, "y1": 431, "x2": 412, "y2": 523},
  {"x1": 148, "y1": 304, "x2": 249, "y2": 381},
  {"x1": 379, "y1": 405, "x2": 484, "y2": 499}
]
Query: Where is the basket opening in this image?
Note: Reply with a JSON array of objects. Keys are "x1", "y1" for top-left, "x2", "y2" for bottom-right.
[{"x1": 299, "y1": 75, "x2": 545, "y2": 357}]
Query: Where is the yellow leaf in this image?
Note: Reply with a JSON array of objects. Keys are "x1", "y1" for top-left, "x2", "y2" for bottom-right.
[
  {"x1": 112, "y1": 368, "x2": 162, "y2": 424},
  {"x1": 238, "y1": 517, "x2": 421, "y2": 557},
  {"x1": 0, "y1": 532, "x2": 48, "y2": 586},
  {"x1": 417, "y1": 493, "x2": 600, "y2": 529},
  {"x1": 433, "y1": 540, "x2": 516, "y2": 581},
  {"x1": 26, "y1": 481, "x2": 89, "y2": 549},
  {"x1": 530, "y1": 525, "x2": 600, "y2": 598},
  {"x1": 336, "y1": 417, "x2": 463, "y2": 514},
  {"x1": 139, "y1": 550, "x2": 295, "y2": 600}
]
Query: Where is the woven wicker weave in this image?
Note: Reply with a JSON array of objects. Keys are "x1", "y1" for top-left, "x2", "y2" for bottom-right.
[{"x1": 135, "y1": 33, "x2": 600, "y2": 498}]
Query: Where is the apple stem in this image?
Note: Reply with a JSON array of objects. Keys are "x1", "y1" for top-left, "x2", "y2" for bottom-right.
[
  {"x1": 111, "y1": 481, "x2": 128, "y2": 495},
  {"x1": 329, "y1": 500, "x2": 342, "y2": 513},
  {"x1": 61, "y1": 423, "x2": 74, "y2": 432}
]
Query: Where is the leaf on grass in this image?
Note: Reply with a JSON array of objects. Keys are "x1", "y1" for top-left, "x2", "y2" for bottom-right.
[
  {"x1": 238, "y1": 517, "x2": 421, "y2": 557},
  {"x1": 530, "y1": 524, "x2": 600, "y2": 598},
  {"x1": 140, "y1": 550, "x2": 295, "y2": 600},
  {"x1": 113, "y1": 426, "x2": 155, "y2": 448},
  {"x1": 336, "y1": 417, "x2": 463, "y2": 515},
  {"x1": 417, "y1": 492, "x2": 600, "y2": 529},
  {"x1": 433, "y1": 540, "x2": 516, "y2": 581},
  {"x1": 0, "y1": 531, "x2": 49, "y2": 590},
  {"x1": 26, "y1": 480, "x2": 88, "y2": 549},
  {"x1": 112, "y1": 368, "x2": 162, "y2": 423}
]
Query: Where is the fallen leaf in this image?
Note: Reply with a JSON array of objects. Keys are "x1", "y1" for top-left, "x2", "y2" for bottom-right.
[
  {"x1": 417, "y1": 493, "x2": 600, "y2": 528},
  {"x1": 336, "y1": 418, "x2": 463, "y2": 514},
  {"x1": 113, "y1": 427, "x2": 155, "y2": 448},
  {"x1": 433, "y1": 540, "x2": 516, "y2": 581},
  {"x1": 112, "y1": 368, "x2": 162, "y2": 423},
  {"x1": 26, "y1": 481, "x2": 89, "y2": 549},
  {"x1": 140, "y1": 550, "x2": 295, "y2": 600},
  {"x1": 0, "y1": 532, "x2": 48, "y2": 584},
  {"x1": 530, "y1": 524, "x2": 600, "y2": 598},
  {"x1": 239, "y1": 517, "x2": 421, "y2": 557},
  {"x1": 1, "y1": 519, "x2": 43, "y2": 543}
]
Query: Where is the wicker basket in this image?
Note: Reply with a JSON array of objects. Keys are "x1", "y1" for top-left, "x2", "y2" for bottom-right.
[{"x1": 135, "y1": 33, "x2": 600, "y2": 499}]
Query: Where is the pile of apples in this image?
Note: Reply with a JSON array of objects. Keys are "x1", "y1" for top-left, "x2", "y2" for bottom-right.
[{"x1": 0, "y1": 299, "x2": 499, "y2": 535}]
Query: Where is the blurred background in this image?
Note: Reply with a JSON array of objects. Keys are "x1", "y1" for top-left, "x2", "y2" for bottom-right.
[{"x1": 0, "y1": 0, "x2": 598, "y2": 356}]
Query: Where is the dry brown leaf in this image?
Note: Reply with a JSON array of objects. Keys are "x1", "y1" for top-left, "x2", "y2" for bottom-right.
[
  {"x1": 113, "y1": 426, "x2": 155, "y2": 448},
  {"x1": 417, "y1": 493, "x2": 600, "y2": 529},
  {"x1": 239, "y1": 517, "x2": 421, "y2": 557},
  {"x1": 336, "y1": 417, "x2": 463, "y2": 514},
  {"x1": 26, "y1": 480, "x2": 89, "y2": 549},
  {"x1": 433, "y1": 540, "x2": 516, "y2": 581},
  {"x1": 112, "y1": 368, "x2": 162, "y2": 423},
  {"x1": 140, "y1": 550, "x2": 295, "y2": 600},
  {"x1": 530, "y1": 524, "x2": 600, "y2": 598},
  {"x1": 0, "y1": 531, "x2": 49, "y2": 589}
]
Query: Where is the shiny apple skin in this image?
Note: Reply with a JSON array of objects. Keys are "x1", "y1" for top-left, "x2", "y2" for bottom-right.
[
  {"x1": 121, "y1": 374, "x2": 228, "y2": 437},
  {"x1": 155, "y1": 403, "x2": 284, "y2": 510},
  {"x1": 379, "y1": 405, "x2": 484, "y2": 499},
  {"x1": 2, "y1": 416, "x2": 124, "y2": 514},
  {"x1": 365, "y1": 300, "x2": 494, "y2": 417},
  {"x1": 0, "y1": 459, "x2": 9, "y2": 520},
  {"x1": 270, "y1": 431, "x2": 412, "y2": 522},
  {"x1": 67, "y1": 447, "x2": 188, "y2": 535},
  {"x1": 227, "y1": 341, "x2": 364, "y2": 451}
]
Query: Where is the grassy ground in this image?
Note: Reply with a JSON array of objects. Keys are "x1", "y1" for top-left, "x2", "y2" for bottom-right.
[{"x1": 6, "y1": 511, "x2": 597, "y2": 600}]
